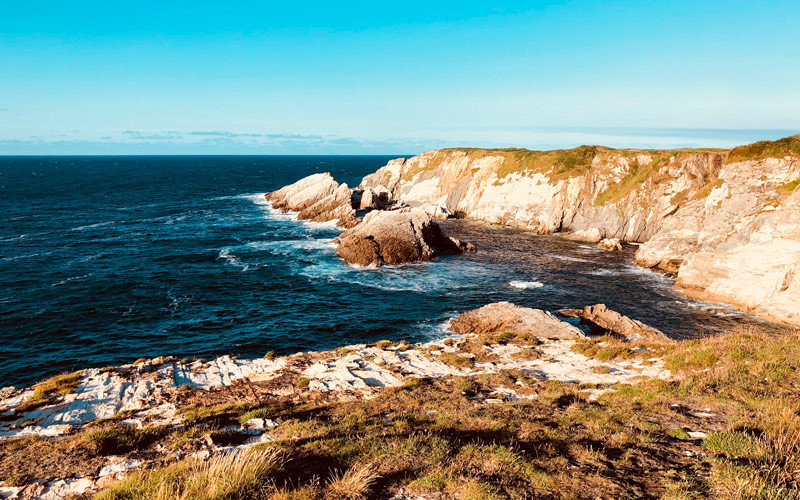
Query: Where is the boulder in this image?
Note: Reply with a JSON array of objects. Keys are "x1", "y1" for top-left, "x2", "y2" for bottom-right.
[
  {"x1": 597, "y1": 238, "x2": 622, "y2": 251},
  {"x1": 266, "y1": 173, "x2": 358, "y2": 228},
  {"x1": 450, "y1": 302, "x2": 585, "y2": 340},
  {"x1": 558, "y1": 304, "x2": 672, "y2": 343},
  {"x1": 358, "y1": 186, "x2": 393, "y2": 210},
  {"x1": 334, "y1": 209, "x2": 469, "y2": 266}
]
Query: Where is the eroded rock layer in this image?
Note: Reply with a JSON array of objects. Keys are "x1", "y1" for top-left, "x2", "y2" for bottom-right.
[{"x1": 358, "y1": 136, "x2": 800, "y2": 325}]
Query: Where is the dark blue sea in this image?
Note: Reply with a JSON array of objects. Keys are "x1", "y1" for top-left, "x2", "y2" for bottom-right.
[{"x1": 0, "y1": 156, "x2": 772, "y2": 387}]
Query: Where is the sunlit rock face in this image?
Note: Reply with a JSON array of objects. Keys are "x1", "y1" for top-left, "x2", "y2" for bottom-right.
[{"x1": 360, "y1": 138, "x2": 800, "y2": 326}]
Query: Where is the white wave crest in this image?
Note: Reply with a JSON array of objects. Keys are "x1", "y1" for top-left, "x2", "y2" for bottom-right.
[
  {"x1": 509, "y1": 280, "x2": 544, "y2": 289},
  {"x1": 217, "y1": 249, "x2": 250, "y2": 271}
]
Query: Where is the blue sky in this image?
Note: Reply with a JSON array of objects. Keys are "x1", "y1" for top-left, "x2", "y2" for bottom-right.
[{"x1": 1, "y1": 1, "x2": 798, "y2": 154}]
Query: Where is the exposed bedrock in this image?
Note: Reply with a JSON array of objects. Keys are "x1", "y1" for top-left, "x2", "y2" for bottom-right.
[
  {"x1": 266, "y1": 172, "x2": 359, "y2": 228},
  {"x1": 558, "y1": 304, "x2": 672, "y2": 343},
  {"x1": 334, "y1": 209, "x2": 470, "y2": 267},
  {"x1": 358, "y1": 135, "x2": 800, "y2": 326},
  {"x1": 450, "y1": 302, "x2": 585, "y2": 340}
]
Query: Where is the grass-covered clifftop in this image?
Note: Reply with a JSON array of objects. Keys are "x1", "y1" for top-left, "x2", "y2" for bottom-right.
[{"x1": 727, "y1": 134, "x2": 800, "y2": 163}]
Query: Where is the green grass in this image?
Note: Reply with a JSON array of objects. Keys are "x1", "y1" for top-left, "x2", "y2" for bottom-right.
[
  {"x1": 177, "y1": 403, "x2": 249, "y2": 423},
  {"x1": 5, "y1": 325, "x2": 799, "y2": 500},
  {"x1": 85, "y1": 425, "x2": 168, "y2": 455},
  {"x1": 727, "y1": 134, "x2": 800, "y2": 163},
  {"x1": 16, "y1": 371, "x2": 83, "y2": 412},
  {"x1": 691, "y1": 178, "x2": 724, "y2": 200},
  {"x1": 593, "y1": 152, "x2": 675, "y2": 206},
  {"x1": 777, "y1": 178, "x2": 800, "y2": 194}
]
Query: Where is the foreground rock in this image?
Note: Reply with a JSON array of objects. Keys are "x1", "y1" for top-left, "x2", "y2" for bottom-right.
[
  {"x1": 559, "y1": 303, "x2": 672, "y2": 343},
  {"x1": 334, "y1": 209, "x2": 471, "y2": 266},
  {"x1": 266, "y1": 172, "x2": 359, "y2": 228},
  {"x1": 450, "y1": 302, "x2": 585, "y2": 339}
]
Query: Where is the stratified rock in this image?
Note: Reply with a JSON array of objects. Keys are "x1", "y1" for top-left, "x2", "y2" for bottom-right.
[
  {"x1": 357, "y1": 136, "x2": 800, "y2": 326},
  {"x1": 597, "y1": 238, "x2": 622, "y2": 251},
  {"x1": 266, "y1": 173, "x2": 358, "y2": 228},
  {"x1": 635, "y1": 149, "x2": 800, "y2": 326},
  {"x1": 334, "y1": 209, "x2": 468, "y2": 266},
  {"x1": 450, "y1": 302, "x2": 585, "y2": 340},
  {"x1": 559, "y1": 304, "x2": 672, "y2": 343}
]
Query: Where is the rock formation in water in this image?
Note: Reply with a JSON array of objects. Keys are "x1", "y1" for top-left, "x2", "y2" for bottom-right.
[
  {"x1": 266, "y1": 172, "x2": 359, "y2": 228},
  {"x1": 450, "y1": 301, "x2": 585, "y2": 339},
  {"x1": 559, "y1": 303, "x2": 672, "y2": 343},
  {"x1": 334, "y1": 209, "x2": 467, "y2": 266},
  {"x1": 597, "y1": 238, "x2": 622, "y2": 251},
  {"x1": 358, "y1": 135, "x2": 800, "y2": 326}
]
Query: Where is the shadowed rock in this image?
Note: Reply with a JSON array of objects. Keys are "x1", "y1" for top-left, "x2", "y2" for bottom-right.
[
  {"x1": 335, "y1": 209, "x2": 469, "y2": 266},
  {"x1": 559, "y1": 303, "x2": 672, "y2": 343},
  {"x1": 450, "y1": 302, "x2": 585, "y2": 340}
]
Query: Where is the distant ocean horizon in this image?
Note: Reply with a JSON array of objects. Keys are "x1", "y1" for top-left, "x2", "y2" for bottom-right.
[{"x1": 0, "y1": 155, "x2": 775, "y2": 388}]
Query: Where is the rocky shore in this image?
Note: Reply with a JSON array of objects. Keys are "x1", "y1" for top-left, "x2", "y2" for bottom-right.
[{"x1": 1, "y1": 303, "x2": 672, "y2": 499}]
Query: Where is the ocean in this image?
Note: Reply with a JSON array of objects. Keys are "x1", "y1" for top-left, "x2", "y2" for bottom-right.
[{"x1": 0, "y1": 156, "x2": 772, "y2": 387}]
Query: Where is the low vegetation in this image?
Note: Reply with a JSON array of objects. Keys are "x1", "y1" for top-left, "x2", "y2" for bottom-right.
[
  {"x1": 593, "y1": 152, "x2": 676, "y2": 206},
  {"x1": 15, "y1": 370, "x2": 83, "y2": 412},
  {"x1": 727, "y1": 134, "x2": 800, "y2": 163},
  {"x1": 3, "y1": 327, "x2": 800, "y2": 499},
  {"x1": 777, "y1": 178, "x2": 800, "y2": 195}
]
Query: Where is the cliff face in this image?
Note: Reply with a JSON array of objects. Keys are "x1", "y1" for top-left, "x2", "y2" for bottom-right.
[
  {"x1": 361, "y1": 147, "x2": 727, "y2": 242},
  {"x1": 359, "y1": 136, "x2": 800, "y2": 326}
]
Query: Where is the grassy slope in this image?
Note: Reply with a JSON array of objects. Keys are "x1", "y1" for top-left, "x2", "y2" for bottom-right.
[{"x1": 4, "y1": 327, "x2": 800, "y2": 499}]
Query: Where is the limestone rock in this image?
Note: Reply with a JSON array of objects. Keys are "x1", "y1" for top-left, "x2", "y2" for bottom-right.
[
  {"x1": 635, "y1": 153, "x2": 800, "y2": 326},
  {"x1": 450, "y1": 302, "x2": 585, "y2": 340},
  {"x1": 357, "y1": 136, "x2": 800, "y2": 325},
  {"x1": 266, "y1": 173, "x2": 358, "y2": 228},
  {"x1": 559, "y1": 304, "x2": 672, "y2": 343},
  {"x1": 564, "y1": 228, "x2": 603, "y2": 242},
  {"x1": 597, "y1": 238, "x2": 622, "y2": 251},
  {"x1": 334, "y1": 209, "x2": 467, "y2": 266}
]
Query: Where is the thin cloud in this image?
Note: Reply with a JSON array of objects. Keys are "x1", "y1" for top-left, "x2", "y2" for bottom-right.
[{"x1": 122, "y1": 130, "x2": 183, "y2": 141}]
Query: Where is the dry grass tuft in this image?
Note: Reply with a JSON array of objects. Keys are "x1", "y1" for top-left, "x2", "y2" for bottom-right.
[
  {"x1": 325, "y1": 464, "x2": 380, "y2": 500},
  {"x1": 95, "y1": 448, "x2": 286, "y2": 500}
]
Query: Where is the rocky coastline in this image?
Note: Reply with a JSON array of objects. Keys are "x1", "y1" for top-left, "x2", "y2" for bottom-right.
[
  {"x1": 354, "y1": 135, "x2": 800, "y2": 326},
  {"x1": 1, "y1": 303, "x2": 672, "y2": 499},
  {"x1": 2, "y1": 135, "x2": 799, "y2": 499}
]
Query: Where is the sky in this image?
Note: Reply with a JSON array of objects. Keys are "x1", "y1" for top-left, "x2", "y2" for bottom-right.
[{"x1": 1, "y1": 1, "x2": 798, "y2": 155}]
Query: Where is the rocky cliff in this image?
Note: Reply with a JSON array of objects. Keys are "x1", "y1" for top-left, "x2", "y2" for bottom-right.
[{"x1": 359, "y1": 135, "x2": 800, "y2": 326}]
